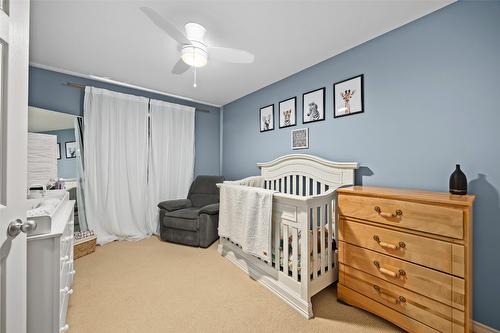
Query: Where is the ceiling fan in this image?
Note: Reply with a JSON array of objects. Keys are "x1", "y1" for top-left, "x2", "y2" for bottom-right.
[{"x1": 140, "y1": 7, "x2": 255, "y2": 88}]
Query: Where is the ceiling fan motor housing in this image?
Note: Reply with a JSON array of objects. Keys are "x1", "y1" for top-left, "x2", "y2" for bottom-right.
[{"x1": 181, "y1": 23, "x2": 208, "y2": 68}]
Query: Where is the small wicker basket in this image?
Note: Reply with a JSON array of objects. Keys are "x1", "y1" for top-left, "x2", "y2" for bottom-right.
[{"x1": 74, "y1": 231, "x2": 97, "y2": 259}]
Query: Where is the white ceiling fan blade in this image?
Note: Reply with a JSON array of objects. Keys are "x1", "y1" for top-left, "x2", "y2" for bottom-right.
[
  {"x1": 208, "y1": 46, "x2": 255, "y2": 64},
  {"x1": 140, "y1": 7, "x2": 189, "y2": 45},
  {"x1": 171, "y1": 59, "x2": 190, "y2": 75}
]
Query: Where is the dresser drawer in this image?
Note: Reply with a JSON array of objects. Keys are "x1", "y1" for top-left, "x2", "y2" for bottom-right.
[
  {"x1": 339, "y1": 219, "x2": 464, "y2": 277},
  {"x1": 339, "y1": 242, "x2": 465, "y2": 310},
  {"x1": 340, "y1": 264, "x2": 465, "y2": 333},
  {"x1": 338, "y1": 194, "x2": 464, "y2": 239},
  {"x1": 338, "y1": 284, "x2": 439, "y2": 333}
]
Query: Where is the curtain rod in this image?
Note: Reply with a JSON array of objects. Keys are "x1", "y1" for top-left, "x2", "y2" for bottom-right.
[{"x1": 64, "y1": 82, "x2": 211, "y2": 113}]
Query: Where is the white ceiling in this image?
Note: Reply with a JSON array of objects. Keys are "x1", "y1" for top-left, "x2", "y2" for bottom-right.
[
  {"x1": 30, "y1": 1, "x2": 453, "y2": 106},
  {"x1": 28, "y1": 107, "x2": 76, "y2": 132}
]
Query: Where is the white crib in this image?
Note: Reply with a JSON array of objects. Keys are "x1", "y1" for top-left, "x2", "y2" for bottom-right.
[{"x1": 218, "y1": 154, "x2": 358, "y2": 318}]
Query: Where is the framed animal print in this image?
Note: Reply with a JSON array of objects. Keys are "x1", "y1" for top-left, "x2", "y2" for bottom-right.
[
  {"x1": 260, "y1": 104, "x2": 274, "y2": 132},
  {"x1": 65, "y1": 141, "x2": 78, "y2": 158},
  {"x1": 279, "y1": 97, "x2": 296, "y2": 128},
  {"x1": 334, "y1": 74, "x2": 364, "y2": 118},
  {"x1": 302, "y1": 87, "x2": 325, "y2": 124},
  {"x1": 291, "y1": 128, "x2": 309, "y2": 150}
]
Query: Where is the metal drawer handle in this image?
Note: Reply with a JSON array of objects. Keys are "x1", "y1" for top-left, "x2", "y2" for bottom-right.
[
  {"x1": 373, "y1": 235, "x2": 406, "y2": 250},
  {"x1": 373, "y1": 284, "x2": 406, "y2": 305},
  {"x1": 373, "y1": 261, "x2": 406, "y2": 278},
  {"x1": 374, "y1": 206, "x2": 403, "y2": 218}
]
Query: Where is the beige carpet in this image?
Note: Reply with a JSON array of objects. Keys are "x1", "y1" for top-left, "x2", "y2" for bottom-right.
[{"x1": 67, "y1": 237, "x2": 402, "y2": 333}]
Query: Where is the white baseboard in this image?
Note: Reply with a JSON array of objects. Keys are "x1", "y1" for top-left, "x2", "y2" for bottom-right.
[{"x1": 475, "y1": 321, "x2": 500, "y2": 333}]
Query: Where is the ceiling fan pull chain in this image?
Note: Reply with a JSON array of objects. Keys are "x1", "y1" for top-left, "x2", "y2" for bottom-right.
[{"x1": 193, "y1": 67, "x2": 197, "y2": 88}]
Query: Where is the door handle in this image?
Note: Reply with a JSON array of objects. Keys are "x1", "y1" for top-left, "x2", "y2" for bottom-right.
[
  {"x1": 21, "y1": 220, "x2": 37, "y2": 233},
  {"x1": 7, "y1": 219, "x2": 37, "y2": 238}
]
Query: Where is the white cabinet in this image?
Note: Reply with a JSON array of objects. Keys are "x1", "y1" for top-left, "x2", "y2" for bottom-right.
[{"x1": 27, "y1": 200, "x2": 75, "y2": 333}]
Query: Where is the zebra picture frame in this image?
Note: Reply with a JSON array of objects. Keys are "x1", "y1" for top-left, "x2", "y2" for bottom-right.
[
  {"x1": 260, "y1": 104, "x2": 275, "y2": 132},
  {"x1": 279, "y1": 97, "x2": 297, "y2": 128},
  {"x1": 334, "y1": 74, "x2": 364, "y2": 118},
  {"x1": 302, "y1": 87, "x2": 325, "y2": 124}
]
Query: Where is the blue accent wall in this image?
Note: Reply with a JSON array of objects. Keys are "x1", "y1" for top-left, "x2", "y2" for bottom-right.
[
  {"x1": 40, "y1": 129, "x2": 77, "y2": 179},
  {"x1": 222, "y1": 1, "x2": 500, "y2": 329},
  {"x1": 29, "y1": 67, "x2": 221, "y2": 176}
]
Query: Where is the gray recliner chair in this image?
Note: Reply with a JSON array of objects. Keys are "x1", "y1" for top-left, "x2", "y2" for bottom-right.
[{"x1": 158, "y1": 175, "x2": 224, "y2": 248}]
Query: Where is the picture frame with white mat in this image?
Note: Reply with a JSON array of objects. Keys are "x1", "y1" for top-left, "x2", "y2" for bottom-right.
[{"x1": 333, "y1": 74, "x2": 364, "y2": 118}]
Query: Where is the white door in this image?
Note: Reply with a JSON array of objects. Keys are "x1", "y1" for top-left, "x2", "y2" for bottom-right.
[{"x1": 0, "y1": 0, "x2": 30, "y2": 333}]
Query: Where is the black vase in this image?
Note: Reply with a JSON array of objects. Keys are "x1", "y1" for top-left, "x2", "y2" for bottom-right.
[{"x1": 449, "y1": 164, "x2": 467, "y2": 195}]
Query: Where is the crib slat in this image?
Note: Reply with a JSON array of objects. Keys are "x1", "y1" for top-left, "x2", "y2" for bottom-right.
[
  {"x1": 327, "y1": 202, "x2": 333, "y2": 270},
  {"x1": 275, "y1": 219, "x2": 281, "y2": 272},
  {"x1": 268, "y1": 218, "x2": 274, "y2": 266},
  {"x1": 312, "y1": 208, "x2": 318, "y2": 279},
  {"x1": 298, "y1": 176, "x2": 303, "y2": 196},
  {"x1": 320, "y1": 205, "x2": 326, "y2": 275},
  {"x1": 283, "y1": 225, "x2": 289, "y2": 276},
  {"x1": 291, "y1": 228, "x2": 299, "y2": 280}
]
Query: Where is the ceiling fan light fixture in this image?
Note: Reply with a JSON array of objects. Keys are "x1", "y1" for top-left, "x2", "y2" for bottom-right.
[{"x1": 181, "y1": 45, "x2": 208, "y2": 68}]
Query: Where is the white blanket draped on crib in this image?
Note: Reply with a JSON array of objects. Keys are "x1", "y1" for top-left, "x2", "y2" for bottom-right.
[
  {"x1": 218, "y1": 183, "x2": 273, "y2": 261},
  {"x1": 224, "y1": 176, "x2": 265, "y2": 188}
]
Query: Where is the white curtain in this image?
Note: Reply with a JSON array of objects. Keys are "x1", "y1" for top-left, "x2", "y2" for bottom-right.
[
  {"x1": 147, "y1": 100, "x2": 195, "y2": 231},
  {"x1": 83, "y1": 87, "x2": 151, "y2": 244},
  {"x1": 74, "y1": 117, "x2": 88, "y2": 231}
]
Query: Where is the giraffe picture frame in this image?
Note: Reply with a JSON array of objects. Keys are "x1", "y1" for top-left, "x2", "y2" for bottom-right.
[
  {"x1": 302, "y1": 87, "x2": 325, "y2": 124},
  {"x1": 333, "y1": 74, "x2": 364, "y2": 118}
]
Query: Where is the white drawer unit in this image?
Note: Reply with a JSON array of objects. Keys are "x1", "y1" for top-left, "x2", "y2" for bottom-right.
[{"x1": 27, "y1": 200, "x2": 76, "y2": 333}]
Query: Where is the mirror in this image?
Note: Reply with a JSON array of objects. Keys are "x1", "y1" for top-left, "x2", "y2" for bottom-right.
[{"x1": 27, "y1": 106, "x2": 86, "y2": 232}]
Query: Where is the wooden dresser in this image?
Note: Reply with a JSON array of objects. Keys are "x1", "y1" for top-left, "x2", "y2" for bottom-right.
[{"x1": 337, "y1": 186, "x2": 474, "y2": 333}]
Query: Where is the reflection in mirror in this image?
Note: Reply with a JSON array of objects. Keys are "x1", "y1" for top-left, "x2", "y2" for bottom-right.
[
  {"x1": 0, "y1": 41, "x2": 5, "y2": 206},
  {"x1": 27, "y1": 106, "x2": 87, "y2": 232},
  {"x1": 0, "y1": 0, "x2": 8, "y2": 15}
]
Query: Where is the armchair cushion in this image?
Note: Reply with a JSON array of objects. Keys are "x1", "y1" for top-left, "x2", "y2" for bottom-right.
[
  {"x1": 199, "y1": 203, "x2": 220, "y2": 215},
  {"x1": 187, "y1": 176, "x2": 224, "y2": 207},
  {"x1": 165, "y1": 207, "x2": 201, "y2": 220},
  {"x1": 163, "y1": 209, "x2": 200, "y2": 232},
  {"x1": 158, "y1": 199, "x2": 192, "y2": 212}
]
